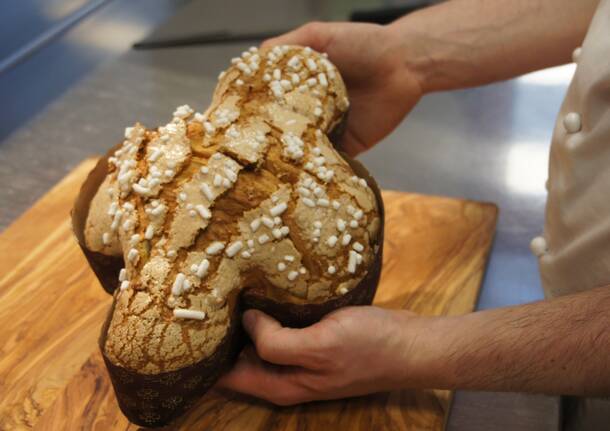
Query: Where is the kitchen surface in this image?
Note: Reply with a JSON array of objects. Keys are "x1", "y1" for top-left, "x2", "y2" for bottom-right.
[{"x1": 0, "y1": 0, "x2": 575, "y2": 429}]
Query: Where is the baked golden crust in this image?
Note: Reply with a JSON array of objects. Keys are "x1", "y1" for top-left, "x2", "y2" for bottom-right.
[{"x1": 79, "y1": 45, "x2": 381, "y2": 375}]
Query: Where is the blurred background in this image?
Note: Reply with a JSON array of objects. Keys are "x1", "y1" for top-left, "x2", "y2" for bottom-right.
[{"x1": 0, "y1": 1, "x2": 575, "y2": 429}]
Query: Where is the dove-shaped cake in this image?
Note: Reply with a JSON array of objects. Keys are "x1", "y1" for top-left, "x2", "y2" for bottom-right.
[{"x1": 72, "y1": 45, "x2": 384, "y2": 427}]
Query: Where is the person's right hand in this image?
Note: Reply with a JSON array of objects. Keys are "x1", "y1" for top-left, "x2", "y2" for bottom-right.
[
  {"x1": 263, "y1": 22, "x2": 423, "y2": 156},
  {"x1": 217, "y1": 306, "x2": 429, "y2": 405}
]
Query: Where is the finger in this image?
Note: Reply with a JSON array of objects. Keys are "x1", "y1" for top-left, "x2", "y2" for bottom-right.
[
  {"x1": 242, "y1": 310, "x2": 321, "y2": 367},
  {"x1": 339, "y1": 127, "x2": 370, "y2": 157},
  {"x1": 216, "y1": 346, "x2": 312, "y2": 406},
  {"x1": 261, "y1": 31, "x2": 299, "y2": 49},
  {"x1": 261, "y1": 22, "x2": 332, "y2": 52}
]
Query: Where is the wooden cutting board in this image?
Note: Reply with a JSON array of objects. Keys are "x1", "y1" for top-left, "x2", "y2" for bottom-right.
[{"x1": 0, "y1": 158, "x2": 497, "y2": 431}]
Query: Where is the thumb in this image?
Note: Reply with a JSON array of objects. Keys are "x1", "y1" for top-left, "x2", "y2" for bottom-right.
[
  {"x1": 261, "y1": 21, "x2": 331, "y2": 52},
  {"x1": 241, "y1": 309, "x2": 318, "y2": 367}
]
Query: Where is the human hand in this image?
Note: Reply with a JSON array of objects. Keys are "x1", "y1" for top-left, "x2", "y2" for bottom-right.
[
  {"x1": 216, "y1": 306, "x2": 421, "y2": 405},
  {"x1": 262, "y1": 22, "x2": 423, "y2": 156}
]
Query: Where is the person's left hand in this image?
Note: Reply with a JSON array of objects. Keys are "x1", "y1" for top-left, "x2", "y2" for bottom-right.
[{"x1": 216, "y1": 305, "x2": 419, "y2": 405}]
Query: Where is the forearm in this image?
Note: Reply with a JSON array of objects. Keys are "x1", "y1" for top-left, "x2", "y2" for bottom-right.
[
  {"x1": 389, "y1": 0, "x2": 599, "y2": 93},
  {"x1": 405, "y1": 286, "x2": 610, "y2": 395}
]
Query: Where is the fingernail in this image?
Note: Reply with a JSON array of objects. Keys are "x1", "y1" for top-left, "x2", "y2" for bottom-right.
[{"x1": 242, "y1": 310, "x2": 257, "y2": 332}]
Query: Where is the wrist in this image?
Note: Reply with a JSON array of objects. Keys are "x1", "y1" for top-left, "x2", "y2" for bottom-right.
[
  {"x1": 368, "y1": 23, "x2": 426, "y2": 100},
  {"x1": 393, "y1": 312, "x2": 459, "y2": 389},
  {"x1": 384, "y1": 17, "x2": 435, "y2": 96}
]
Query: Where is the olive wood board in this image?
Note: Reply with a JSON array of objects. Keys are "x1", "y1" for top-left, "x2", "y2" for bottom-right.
[{"x1": 0, "y1": 158, "x2": 498, "y2": 430}]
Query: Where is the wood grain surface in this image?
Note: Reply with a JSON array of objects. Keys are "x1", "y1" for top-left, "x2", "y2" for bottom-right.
[{"x1": 0, "y1": 158, "x2": 497, "y2": 431}]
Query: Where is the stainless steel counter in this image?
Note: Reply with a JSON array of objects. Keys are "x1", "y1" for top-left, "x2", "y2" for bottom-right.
[{"x1": 0, "y1": 0, "x2": 575, "y2": 429}]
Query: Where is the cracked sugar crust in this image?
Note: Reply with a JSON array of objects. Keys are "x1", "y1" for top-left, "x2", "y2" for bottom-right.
[{"x1": 83, "y1": 45, "x2": 380, "y2": 373}]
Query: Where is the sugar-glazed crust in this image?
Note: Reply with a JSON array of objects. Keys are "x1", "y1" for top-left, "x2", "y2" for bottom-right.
[{"x1": 82, "y1": 45, "x2": 380, "y2": 373}]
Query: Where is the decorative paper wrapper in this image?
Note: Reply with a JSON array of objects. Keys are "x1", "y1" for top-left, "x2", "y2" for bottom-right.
[{"x1": 71, "y1": 145, "x2": 385, "y2": 428}]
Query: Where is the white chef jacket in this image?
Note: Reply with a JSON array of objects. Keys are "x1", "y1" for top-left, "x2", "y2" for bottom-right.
[
  {"x1": 539, "y1": 0, "x2": 610, "y2": 298},
  {"x1": 532, "y1": 1, "x2": 609, "y2": 428}
]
